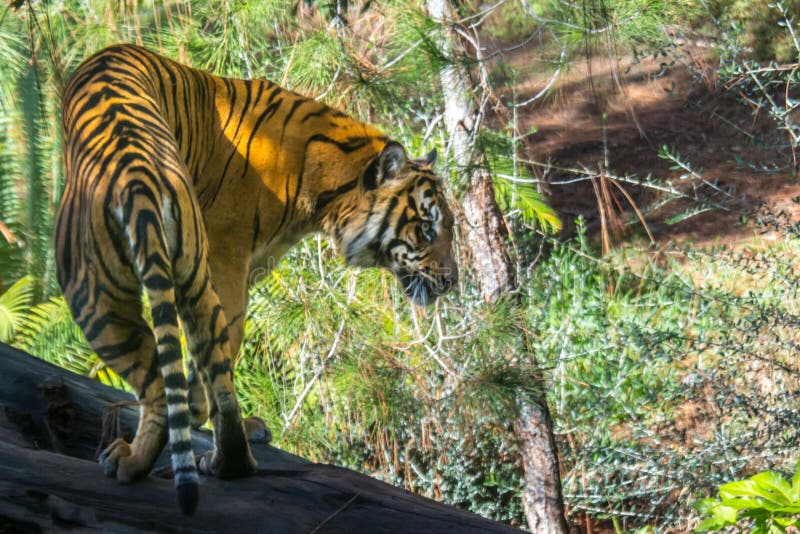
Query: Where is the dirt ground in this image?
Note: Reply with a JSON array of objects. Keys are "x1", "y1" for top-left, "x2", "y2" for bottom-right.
[
  {"x1": 494, "y1": 42, "x2": 799, "y2": 533},
  {"x1": 502, "y1": 41, "x2": 799, "y2": 249}
]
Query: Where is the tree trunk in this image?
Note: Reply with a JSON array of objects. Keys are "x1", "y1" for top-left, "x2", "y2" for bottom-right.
[
  {"x1": 426, "y1": 1, "x2": 568, "y2": 531},
  {"x1": 514, "y1": 398, "x2": 568, "y2": 533}
]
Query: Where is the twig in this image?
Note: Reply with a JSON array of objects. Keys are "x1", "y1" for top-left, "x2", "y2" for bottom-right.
[
  {"x1": 280, "y1": 317, "x2": 347, "y2": 436},
  {"x1": 309, "y1": 492, "x2": 362, "y2": 534}
]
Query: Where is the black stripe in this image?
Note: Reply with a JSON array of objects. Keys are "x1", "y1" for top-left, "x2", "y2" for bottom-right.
[
  {"x1": 168, "y1": 411, "x2": 191, "y2": 428},
  {"x1": 139, "y1": 356, "x2": 161, "y2": 398},
  {"x1": 151, "y1": 302, "x2": 178, "y2": 326},
  {"x1": 374, "y1": 197, "x2": 400, "y2": 243},
  {"x1": 219, "y1": 78, "x2": 238, "y2": 134},
  {"x1": 94, "y1": 329, "x2": 145, "y2": 360},
  {"x1": 315, "y1": 178, "x2": 358, "y2": 211},
  {"x1": 307, "y1": 134, "x2": 373, "y2": 154},
  {"x1": 299, "y1": 106, "x2": 327, "y2": 123},
  {"x1": 144, "y1": 273, "x2": 173, "y2": 291},
  {"x1": 157, "y1": 333, "x2": 181, "y2": 349},
  {"x1": 174, "y1": 465, "x2": 198, "y2": 475},
  {"x1": 362, "y1": 156, "x2": 381, "y2": 190},
  {"x1": 118, "y1": 361, "x2": 139, "y2": 379},
  {"x1": 158, "y1": 349, "x2": 182, "y2": 367},
  {"x1": 164, "y1": 372, "x2": 188, "y2": 390},
  {"x1": 240, "y1": 98, "x2": 282, "y2": 179},
  {"x1": 170, "y1": 440, "x2": 194, "y2": 454},
  {"x1": 167, "y1": 393, "x2": 187, "y2": 404},
  {"x1": 281, "y1": 98, "x2": 305, "y2": 133},
  {"x1": 209, "y1": 361, "x2": 232, "y2": 380}
]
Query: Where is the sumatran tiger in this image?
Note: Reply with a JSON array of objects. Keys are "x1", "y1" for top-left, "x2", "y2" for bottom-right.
[{"x1": 55, "y1": 44, "x2": 457, "y2": 515}]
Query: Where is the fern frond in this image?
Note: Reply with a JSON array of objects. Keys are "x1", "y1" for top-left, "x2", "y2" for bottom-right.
[
  {"x1": 16, "y1": 296, "x2": 96, "y2": 375},
  {"x1": 0, "y1": 275, "x2": 34, "y2": 342}
]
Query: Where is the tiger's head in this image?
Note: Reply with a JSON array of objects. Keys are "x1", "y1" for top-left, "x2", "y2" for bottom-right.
[{"x1": 336, "y1": 142, "x2": 458, "y2": 306}]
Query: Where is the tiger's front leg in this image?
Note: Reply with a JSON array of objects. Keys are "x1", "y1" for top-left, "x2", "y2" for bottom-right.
[
  {"x1": 187, "y1": 358, "x2": 270, "y2": 442},
  {"x1": 179, "y1": 273, "x2": 257, "y2": 479},
  {"x1": 187, "y1": 359, "x2": 210, "y2": 429},
  {"x1": 188, "y1": 254, "x2": 272, "y2": 444}
]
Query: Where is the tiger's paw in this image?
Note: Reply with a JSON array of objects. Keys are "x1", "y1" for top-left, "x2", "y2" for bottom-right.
[
  {"x1": 198, "y1": 448, "x2": 258, "y2": 479},
  {"x1": 244, "y1": 416, "x2": 272, "y2": 444},
  {"x1": 98, "y1": 438, "x2": 150, "y2": 483},
  {"x1": 190, "y1": 407, "x2": 209, "y2": 429}
]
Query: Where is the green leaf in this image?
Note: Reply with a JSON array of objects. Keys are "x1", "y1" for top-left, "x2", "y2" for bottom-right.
[
  {"x1": 751, "y1": 472, "x2": 793, "y2": 506},
  {"x1": 16, "y1": 296, "x2": 95, "y2": 376},
  {"x1": 721, "y1": 473, "x2": 793, "y2": 507},
  {"x1": 720, "y1": 497, "x2": 773, "y2": 511},
  {"x1": 693, "y1": 498, "x2": 723, "y2": 514},
  {"x1": 493, "y1": 178, "x2": 562, "y2": 233},
  {"x1": 790, "y1": 461, "x2": 800, "y2": 502},
  {"x1": 694, "y1": 508, "x2": 738, "y2": 532},
  {"x1": 774, "y1": 515, "x2": 800, "y2": 527},
  {"x1": 693, "y1": 499, "x2": 738, "y2": 532},
  {"x1": 0, "y1": 275, "x2": 33, "y2": 342}
]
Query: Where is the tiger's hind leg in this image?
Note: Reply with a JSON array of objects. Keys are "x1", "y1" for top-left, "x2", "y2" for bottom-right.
[{"x1": 78, "y1": 295, "x2": 168, "y2": 483}]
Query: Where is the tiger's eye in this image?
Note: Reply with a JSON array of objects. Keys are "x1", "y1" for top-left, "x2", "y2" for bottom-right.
[{"x1": 421, "y1": 221, "x2": 431, "y2": 232}]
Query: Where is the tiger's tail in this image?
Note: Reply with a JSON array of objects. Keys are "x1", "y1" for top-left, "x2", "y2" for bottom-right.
[
  {"x1": 146, "y1": 277, "x2": 199, "y2": 515},
  {"x1": 118, "y1": 185, "x2": 199, "y2": 515}
]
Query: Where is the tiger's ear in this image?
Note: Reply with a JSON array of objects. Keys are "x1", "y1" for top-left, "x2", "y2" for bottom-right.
[
  {"x1": 420, "y1": 148, "x2": 437, "y2": 168},
  {"x1": 362, "y1": 142, "x2": 407, "y2": 190}
]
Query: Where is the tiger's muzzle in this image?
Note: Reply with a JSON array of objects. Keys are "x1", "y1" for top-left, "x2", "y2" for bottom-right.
[{"x1": 396, "y1": 263, "x2": 458, "y2": 307}]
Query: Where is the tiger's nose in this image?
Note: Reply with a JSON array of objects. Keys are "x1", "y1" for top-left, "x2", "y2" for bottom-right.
[{"x1": 439, "y1": 266, "x2": 458, "y2": 293}]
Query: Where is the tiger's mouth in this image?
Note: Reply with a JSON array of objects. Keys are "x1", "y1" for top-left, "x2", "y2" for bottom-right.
[{"x1": 395, "y1": 268, "x2": 454, "y2": 307}]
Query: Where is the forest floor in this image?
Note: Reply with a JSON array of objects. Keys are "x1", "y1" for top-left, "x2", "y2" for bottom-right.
[
  {"x1": 498, "y1": 41, "x2": 799, "y2": 533},
  {"x1": 502, "y1": 40, "x2": 799, "y2": 250}
]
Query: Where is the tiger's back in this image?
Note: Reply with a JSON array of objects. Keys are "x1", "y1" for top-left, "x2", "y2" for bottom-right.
[{"x1": 56, "y1": 44, "x2": 457, "y2": 515}]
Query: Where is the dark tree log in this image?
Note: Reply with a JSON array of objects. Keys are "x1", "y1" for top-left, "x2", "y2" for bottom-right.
[{"x1": 0, "y1": 342, "x2": 520, "y2": 533}]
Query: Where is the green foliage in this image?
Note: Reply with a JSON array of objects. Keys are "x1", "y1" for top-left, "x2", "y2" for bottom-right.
[
  {"x1": 0, "y1": 117, "x2": 24, "y2": 290},
  {"x1": 16, "y1": 295, "x2": 95, "y2": 376},
  {"x1": 705, "y1": 0, "x2": 800, "y2": 61},
  {"x1": 0, "y1": 275, "x2": 33, "y2": 342},
  {"x1": 4, "y1": 2, "x2": 800, "y2": 532},
  {"x1": 494, "y1": 178, "x2": 562, "y2": 233},
  {"x1": 19, "y1": 65, "x2": 60, "y2": 301},
  {"x1": 285, "y1": 31, "x2": 348, "y2": 94},
  {"x1": 704, "y1": 0, "x2": 800, "y2": 176},
  {"x1": 0, "y1": 23, "x2": 26, "y2": 111},
  {"x1": 484, "y1": 1, "x2": 542, "y2": 43},
  {"x1": 516, "y1": 216, "x2": 800, "y2": 529},
  {"x1": 528, "y1": 0, "x2": 683, "y2": 53},
  {"x1": 695, "y1": 465, "x2": 800, "y2": 533}
]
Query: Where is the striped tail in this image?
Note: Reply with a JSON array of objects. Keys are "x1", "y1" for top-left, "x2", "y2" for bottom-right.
[
  {"x1": 146, "y1": 281, "x2": 199, "y2": 515},
  {"x1": 122, "y1": 189, "x2": 200, "y2": 515}
]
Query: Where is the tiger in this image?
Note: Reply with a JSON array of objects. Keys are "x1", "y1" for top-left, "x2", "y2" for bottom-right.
[{"x1": 54, "y1": 43, "x2": 457, "y2": 516}]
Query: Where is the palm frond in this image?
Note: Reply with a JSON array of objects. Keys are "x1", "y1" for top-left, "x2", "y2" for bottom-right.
[
  {"x1": 16, "y1": 296, "x2": 96, "y2": 376},
  {"x1": 493, "y1": 177, "x2": 562, "y2": 233},
  {"x1": 0, "y1": 275, "x2": 33, "y2": 342},
  {"x1": 0, "y1": 115, "x2": 24, "y2": 289},
  {"x1": 89, "y1": 359, "x2": 130, "y2": 390},
  {"x1": 0, "y1": 19, "x2": 26, "y2": 112}
]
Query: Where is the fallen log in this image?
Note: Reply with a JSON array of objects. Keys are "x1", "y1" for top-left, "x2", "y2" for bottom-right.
[{"x1": 0, "y1": 342, "x2": 519, "y2": 533}]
